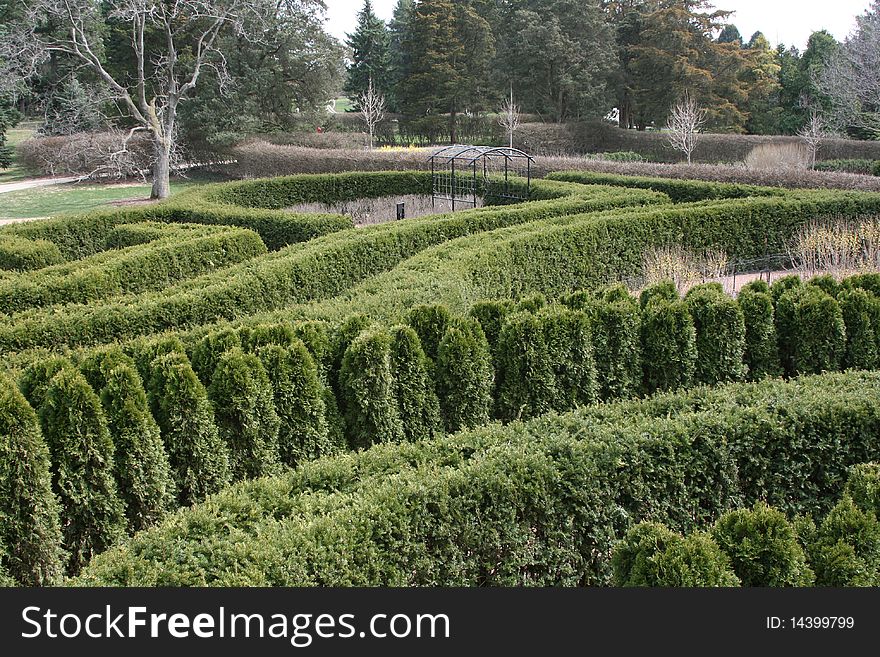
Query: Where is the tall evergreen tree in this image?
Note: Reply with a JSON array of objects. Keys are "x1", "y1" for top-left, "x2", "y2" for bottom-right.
[
  {"x1": 496, "y1": 0, "x2": 617, "y2": 122},
  {"x1": 345, "y1": 0, "x2": 392, "y2": 104},
  {"x1": 626, "y1": 0, "x2": 752, "y2": 131},
  {"x1": 388, "y1": 0, "x2": 416, "y2": 112},
  {"x1": 397, "y1": 0, "x2": 495, "y2": 143}
]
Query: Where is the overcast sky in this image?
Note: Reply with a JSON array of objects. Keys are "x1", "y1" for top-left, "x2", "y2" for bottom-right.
[{"x1": 323, "y1": 0, "x2": 874, "y2": 50}]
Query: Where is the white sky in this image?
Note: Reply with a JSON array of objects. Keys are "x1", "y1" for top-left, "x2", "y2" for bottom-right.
[{"x1": 323, "y1": 0, "x2": 875, "y2": 50}]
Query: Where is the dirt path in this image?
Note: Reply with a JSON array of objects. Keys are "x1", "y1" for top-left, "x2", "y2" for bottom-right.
[{"x1": 0, "y1": 176, "x2": 79, "y2": 195}]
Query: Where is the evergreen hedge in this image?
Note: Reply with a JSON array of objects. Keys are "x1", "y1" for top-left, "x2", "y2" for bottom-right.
[
  {"x1": 208, "y1": 349, "x2": 281, "y2": 481},
  {"x1": 539, "y1": 306, "x2": 597, "y2": 412},
  {"x1": 147, "y1": 352, "x2": 231, "y2": 504},
  {"x1": 0, "y1": 226, "x2": 266, "y2": 315},
  {"x1": 0, "y1": 235, "x2": 65, "y2": 272},
  {"x1": 100, "y1": 364, "x2": 176, "y2": 531},
  {"x1": 0, "y1": 374, "x2": 63, "y2": 586},
  {"x1": 39, "y1": 369, "x2": 126, "y2": 574},
  {"x1": 838, "y1": 288, "x2": 880, "y2": 370},
  {"x1": 589, "y1": 291, "x2": 642, "y2": 400},
  {"x1": 74, "y1": 371, "x2": 880, "y2": 586}
]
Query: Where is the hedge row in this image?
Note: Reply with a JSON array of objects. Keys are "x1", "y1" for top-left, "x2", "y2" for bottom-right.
[
  {"x1": 74, "y1": 371, "x2": 880, "y2": 586},
  {"x1": 613, "y1": 473, "x2": 880, "y2": 587},
  {"x1": 275, "y1": 187, "x2": 880, "y2": 331},
  {"x1": 0, "y1": 235, "x2": 65, "y2": 272},
  {"x1": 0, "y1": 179, "x2": 667, "y2": 352},
  {"x1": 0, "y1": 226, "x2": 267, "y2": 315},
  {"x1": 814, "y1": 159, "x2": 880, "y2": 177},
  {"x1": 546, "y1": 170, "x2": 786, "y2": 202}
]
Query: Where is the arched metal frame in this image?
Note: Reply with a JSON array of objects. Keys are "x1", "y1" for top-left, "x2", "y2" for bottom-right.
[{"x1": 428, "y1": 145, "x2": 534, "y2": 210}]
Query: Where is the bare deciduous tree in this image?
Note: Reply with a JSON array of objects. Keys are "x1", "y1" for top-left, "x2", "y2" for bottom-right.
[
  {"x1": 798, "y1": 108, "x2": 827, "y2": 169},
  {"x1": 817, "y1": 0, "x2": 880, "y2": 137},
  {"x1": 0, "y1": 0, "x2": 277, "y2": 199},
  {"x1": 359, "y1": 77, "x2": 386, "y2": 151},
  {"x1": 498, "y1": 86, "x2": 521, "y2": 149},
  {"x1": 665, "y1": 91, "x2": 707, "y2": 165}
]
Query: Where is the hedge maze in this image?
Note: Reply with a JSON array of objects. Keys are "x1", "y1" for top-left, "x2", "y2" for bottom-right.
[{"x1": 4, "y1": 170, "x2": 880, "y2": 586}]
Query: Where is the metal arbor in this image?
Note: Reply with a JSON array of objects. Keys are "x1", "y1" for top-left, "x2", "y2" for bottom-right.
[{"x1": 428, "y1": 145, "x2": 534, "y2": 210}]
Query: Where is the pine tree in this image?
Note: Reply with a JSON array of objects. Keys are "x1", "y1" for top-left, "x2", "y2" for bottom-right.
[
  {"x1": 148, "y1": 352, "x2": 231, "y2": 505},
  {"x1": 397, "y1": 0, "x2": 495, "y2": 143},
  {"x1": 208, "y1": 349, "x2": 281, "y2": 481},
  {"x1": 388, "y1": 0, "x2": 416, "y2": 112},
  {"x1": 345, "y1": 0, "x2": 392, "y2": 104},
  {"x1": 100, "y1": 364, "x2": 176, "y2": 532},
  {"x1": 39, "y1": 369, "x2": 126, "y2": 574},
  {"x1": 0, "y1": 374, "x2": 64, "y2": 586}
]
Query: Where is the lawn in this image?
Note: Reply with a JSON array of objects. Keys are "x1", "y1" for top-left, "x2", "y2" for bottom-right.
[
  {"x1": 0, "y1": 181, "x2": 194, "y2": 222},
  {"x1": 334, "y1": 97, "x2": 354, "y2": 112},
  {"x1": 0, "y1": 121, "x2": 38, "y2": 184}
]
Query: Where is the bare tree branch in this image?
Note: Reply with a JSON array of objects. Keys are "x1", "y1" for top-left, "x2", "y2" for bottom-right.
[
  {"x1": 666, "y1": 90, "x2": 707, "y2": 165},
  {"x1": 359, "y1": 77, "x2": 386, "y2": 151}
]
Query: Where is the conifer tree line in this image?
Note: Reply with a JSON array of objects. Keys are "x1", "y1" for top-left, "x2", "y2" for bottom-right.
[{"x1": 345, "y1": 0, "x2": 870, "y2": 137}]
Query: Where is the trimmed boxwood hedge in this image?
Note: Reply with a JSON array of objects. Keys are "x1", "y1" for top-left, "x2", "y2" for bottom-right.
[
  {"x1": 0, "y1": 179, "x2": 666, "y2": 352},
  {"x1": 73, "y1": 371, "x2": 880, "y2": 586},
  {"x1": 0, "y1": 226, "x2": 267, "y2": 315},
  {"x1": 546, "y1": 170, "x2": 787, "y2": 203},
  {"x1": 0, "y1": 235, "x2": 65, "y2": 272}
]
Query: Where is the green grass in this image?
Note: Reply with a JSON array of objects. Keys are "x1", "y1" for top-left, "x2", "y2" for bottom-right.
[
  {"x1": 0, "y1": 122, "x2": 38, "y2": 184},
  {"x1": 0, "y1": 181, "x2": 195, "y2": 221},
  {"x1": 334, "y1": 97, "x2": 354, "y2": 113}
]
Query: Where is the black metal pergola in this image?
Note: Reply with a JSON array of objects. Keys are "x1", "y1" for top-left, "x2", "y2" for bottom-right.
[{"x1": 428, "y1": 145, "x2": 534, "y2": 210}]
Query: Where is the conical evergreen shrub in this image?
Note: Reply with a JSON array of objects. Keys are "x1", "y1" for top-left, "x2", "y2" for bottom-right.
[
  {"x1": 18, "y1": 356, "x2": 75, "y2": 412},
  {"x1": 468, "y1": 299, "x2": 516, "y2": 364},
  {"x1": 100, "y1": 364, "x2": 175, "y2": 531},
  {"x1": 738, "y1": 288, "x2": 782, "y2": 380},
  {"x1": 79, "y1": 346, "x2": 138, "y2": 393},
  {"x1": 0, "y1": 374, "x2": 63, "y2": 585},
  {"x1": 339, "y1": 328, "x2": 404, "y2": 449},
  {"x1": 240, "y1": 322, "x2": 296, "y2": 352},
  {"x1": 209, "y1": 348, "x2": 281, "y2": 481},
  {"x1": 436, "y1": 319, "x2": 494, "y2": 432},
  {"x1": 639, "y1": 280, "x2": 678, "y2": 309},
  {"x1": 147, "y1": 352, "x2": 230, "y2": 504},
  {"x1": 292, "y1": 320, "x2": 333, "y2": 382},
  {"x1": 129, "y1": 336, "x2": 188, "y2": 384},
  {"x1": 641, "y1": 296, "x2": 697, "y2": 394},
  {"x1": 256, "y1": 342, "x2": 331, "y2": 467},
  {"x1": 685, "y1": 285, "x2": 746, "y2": 385},
  {"x1": 775, "y1": 286, "x2": 846, "y2": 376},
  {"x1": 40, "y1": 369, "x2": 126, "y2": 574},
  {"x1": 405, "y1": 304, "x2": 451, "y2": 362},
  {"x1": 592, "y1": 294, "x2": 642, "y2": 400},
  {"x1": 190, "y1": 328, "x2": 241, "y2": 384},
  {"x1": 540, "y1": 305, "x2": 598, "y2": 411},
  {"x1": 389, "y1": 325, "x2": 442, "y2": 442},
  {"x1": 330, "y1": 314, "x2": 372, "y2": 390},
  {"x1": 838, "y1": 288, "x2": 879, "y2": 370},
  {"x1": 496, "y1": 311, "x2": 556, "y2": 421}
]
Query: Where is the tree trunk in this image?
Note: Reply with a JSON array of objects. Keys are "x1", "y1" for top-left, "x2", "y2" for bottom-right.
[{"x1": 151, "y1": 139, "x2": 172, "y2": 200}]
